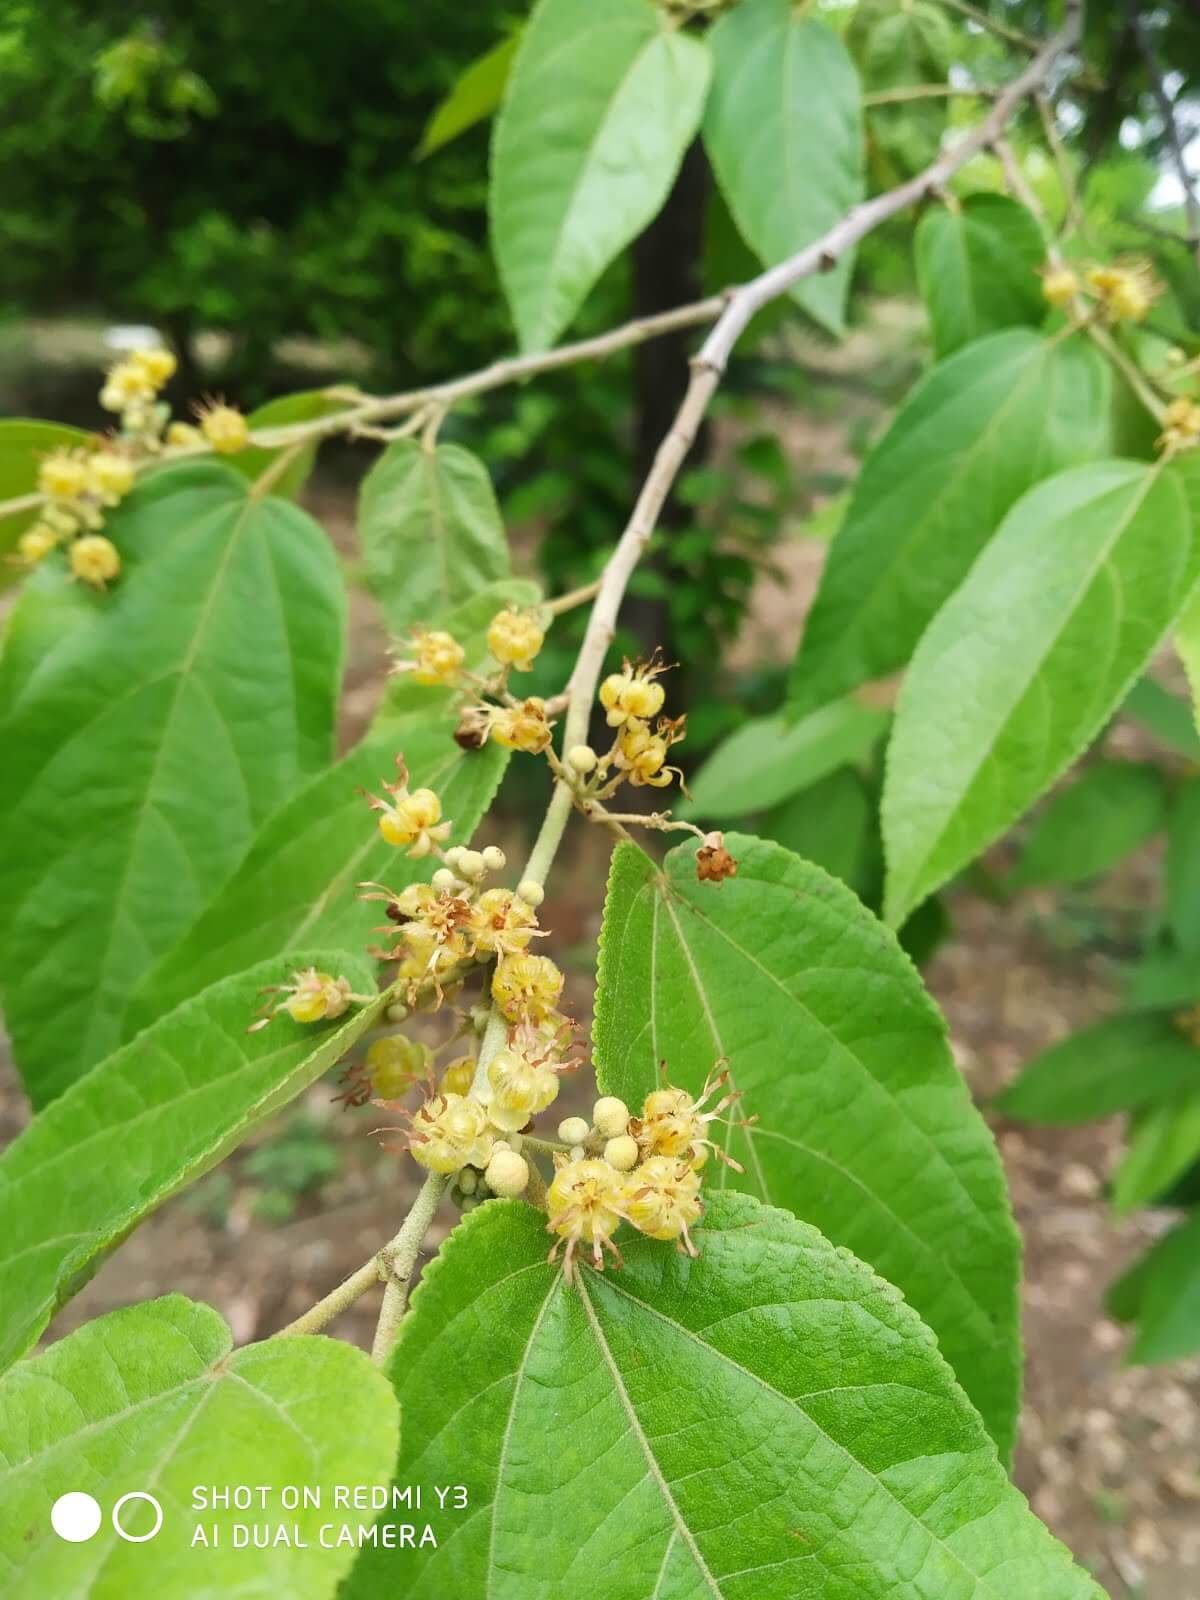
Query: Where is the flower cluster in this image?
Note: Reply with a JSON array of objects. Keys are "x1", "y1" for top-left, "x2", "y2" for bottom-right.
[
  {"x1": 20, "y1": 444, "x2": 137, "y2": 587},
  {"x1": 545, "y1": 1070, "x2": 745, "y2": 1280},
  {"x1": 566, "y1": 650, "x2": 689, "y2": 798},
  {"x1": 17, "y1": 345, "x2": 252, "y2": 590}
]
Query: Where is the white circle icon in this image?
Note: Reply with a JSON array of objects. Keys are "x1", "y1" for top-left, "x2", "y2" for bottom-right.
[
  {"x1": 112, "y1": 1491, "x2": 164, "y2": 1542},
  {"x1": 51, "y1": 1491, "x2": 102, "y2": 1543}
]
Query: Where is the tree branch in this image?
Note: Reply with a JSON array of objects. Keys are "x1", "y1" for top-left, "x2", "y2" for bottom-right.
[{"x1": 469, "y1": 0, "x2": 1084, "y2": 1100}]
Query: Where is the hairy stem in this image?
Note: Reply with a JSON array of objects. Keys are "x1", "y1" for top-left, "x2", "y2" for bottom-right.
[
  {"x1": 276, "y1": 1257, "x2": 386, "y2": 1338},
  {"x1": 371, "y1": 1171, "x2": 449, "y2": 1365}
]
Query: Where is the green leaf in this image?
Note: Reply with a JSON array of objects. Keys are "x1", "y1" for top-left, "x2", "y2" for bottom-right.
[
  {"x1": 592, "y1": 835, "x2": 1021, "y2": 1462},
  {"x1": 704, "y1": 1, "x2": 863, "y2": 335},
  {"x1": 1167, "y1": 777, "x2": 1200, "y2": 952},
  {"x1": 759, "y1": 766, "x2": 880, "y2": 894},
  {"x1": 789, "y1": 331, "x2": 1111, "y2": 720},
  {"x1": 0, "y1": 464, "x2": 345, "y2": 1106},
  {"x1": 129, "y1": 580, "x2": 534, "y2": 1031},
  {"x1": 1010, "y1": 760, "x2": 1166, "y2": 888},
  {"x1": 882, "y1": 459, "x2": 1198, "y2": 927},
  {"x1": 1112, "y1": 1092, "x2": 1200, "y2": 1214},
  {"x1": 681, "y1": 698, "x2": 888, "y2": 820},
  {"x1": 915, "y1": 194, "x2": 1047, "y2": 359},
  {"x1": 0, "y1": 419, "x2": 89, "y2": 589},
  {"x1": 1108, "y1": 1209, "x2": 1200, "y2": 1364},
  {"x1": 0, "y1": 1295, "x2": 398, "y2": 1598},
  {"x1": 1126, "y1": 940, "x2": 1200, "y2": 1011},
  {"x1": 491, "y1": 0, "x2": 711, "y2": 352},
  {"x1": 230, "y1": 389, "x2": 352, "y2": 500},
  {"x1": 1120, "y1": 675, "x2": 1200, "y2": 759},
  {"x1": 996, "y1": 1012, "x2": 1200, "y2": 1125},
  {"x1": 358, "y1": 438, "x2": 511, "y2": 634},
  {"x1": 419, "y1": 33, "x2": 520, "y2": 157},
  {"x1": 0, "y1": 951, "x2": 380, "y2": 1374},
  {"x1": 1175, "y1": 586, "x2": 1200, "y2": 737},
  {"x1": 346, "y1": 1195, "x2": 1101, "y2": 1600}
]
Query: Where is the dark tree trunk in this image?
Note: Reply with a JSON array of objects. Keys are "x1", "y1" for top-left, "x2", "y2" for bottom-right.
[{"x1": 625, "y1": 139, "x2": 711, "y2": 673}]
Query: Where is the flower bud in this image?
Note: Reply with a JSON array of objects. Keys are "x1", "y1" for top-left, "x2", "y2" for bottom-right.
[
  {"x1": 485, "y1": 1149, "x2": 531, "y2": 1197},
  {"x1": 558, "y1": 1116, "x2": 590, "y2": 1145},
  {"x1": 567, "y1": 744, "x2": 598, "y2": 774},
  {"x1": 593, "y1": 1096, "x2": 630, "y2": 1139},
  {"x1": 431, "y1": 867, "x2": 459, "y2": 893},
  {"x1": 457, "y1": 849, "x2": 486, "y2": 881},
  {"x1": 516, "y1": 879, "x2": 544, "y2": 907},
  {"x1": 482, "y1": 845, "x2": 507, "y2": 872},
  {"x1": 604, "y1": 1134, "x2": 640, "y2": 1172}
]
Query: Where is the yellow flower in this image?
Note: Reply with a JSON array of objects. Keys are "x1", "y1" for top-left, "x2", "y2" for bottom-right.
[
  {"x1": 99, "y1": 359, "x2": 156, "y2": 413},
  {"x1": 17, "y1": 525, "x2": 57, "y2": 566},
  {"x1": 365, "y1": 758, "x2": 453, "y2": 857},
  {"x1": 598, "y1": 653, "x2": 668, "y2": 727},
  {"x1": 38, "y1": 450, "x2": 89, "y2": 502},
  {"x1": 492, "y1": 953, "x2": 564, "y2": 1025},
  {"x1": 1085, "y1": 262, "x2": 1159, "y2": 323},
  {"x1": 482, "y1": 1046, "x2": 561, "y2": 1132},
  {"x1": 1040, "y1": 265, "x2": 1079, "y2": 307},
  {"x1": 467, "y1": 888, "x2": 538, "y2": 957},
  {"x1": 613, "y1": 714, "x2": 686, "y2": 789},
  {"x1": 69, "y1": 535, "x2": 121, "y2": 589},
  {"x1": 407, "y1": 1093, "x2": 494, "y2": 1174},
  {"x1": 487, "y1": 607, "x2": 545, "y2": 672},
  {"x1": 198, "y1": 401, "x2": 250, "y2": 454},
  {"x1": 131, "y1": 346, "x2": 177, "y2": 388},
  {"x1": 166, "y1": 421, "x2": 204, "y2": 448},
  {"x1": 1158, "y1": 396, "x2": 1200, "y2": 454},
  {"x1": 489, "y1": 697, "x2": 554, "y2": 754},
  {"x1": 632, "y1": 1069, "x2": 745, "y2": 1172},
  {"x1": 440, "y1": 1056, "x2": 477, "y2": 1097},
  {"x1": 546, "y1": 1156, "x2": 628, "y2": 1279},
  {"x1": 622, "y1": 1156, "x2": 703, "y2": 1253},
  {"x1": 364, "y1": 1034, "x2": 431, "y2": 1099},
  {"x1": 397, "y1": 629, "x2": 465, "y2": 687},
  {"x1": 86, "y1": 451, "x2": 137, "y2": 504},
  {"x1": 249, "y1": 966, "x2": 372, "y2": 1032}
]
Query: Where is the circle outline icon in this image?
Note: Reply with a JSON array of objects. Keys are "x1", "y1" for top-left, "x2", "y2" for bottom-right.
[
  {"x1": 51, "y1": 1491, "x2": 102, "y2": 1543},
  {"x1": 111, "y1": 1491, "x2": 164, "y2": 1542}
]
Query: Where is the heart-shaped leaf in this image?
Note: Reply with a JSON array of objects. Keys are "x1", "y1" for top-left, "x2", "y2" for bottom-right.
[
  {"x1": 592, "y1": 835, "x2": 1021, "y2": 1462},
  {"x1": 704, "y1": 0, "x2": 863, "y2": 335},
  {"x1": 345, "y1": 1195, "x2": 1101, "y2": 1599},
  {"x1": 491, "y1": 0, "x2": 711, "y2": 351},
  {"x1": 0, "y1": 464, "x2": 345, "y2": 1105},
  {"x1": 0, "y1": 1295, "x2": 398, "y2": 1600}
]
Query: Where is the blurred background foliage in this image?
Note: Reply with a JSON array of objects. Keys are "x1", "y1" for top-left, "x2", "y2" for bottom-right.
[{"x1": 0, "y1": 0, "x2": 1197, "y2": 718}]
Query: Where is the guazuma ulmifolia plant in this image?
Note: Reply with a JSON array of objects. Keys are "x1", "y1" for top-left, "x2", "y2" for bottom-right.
[{"x1": 254, "y1": 610, "x2": 747, "y2": 1291}]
